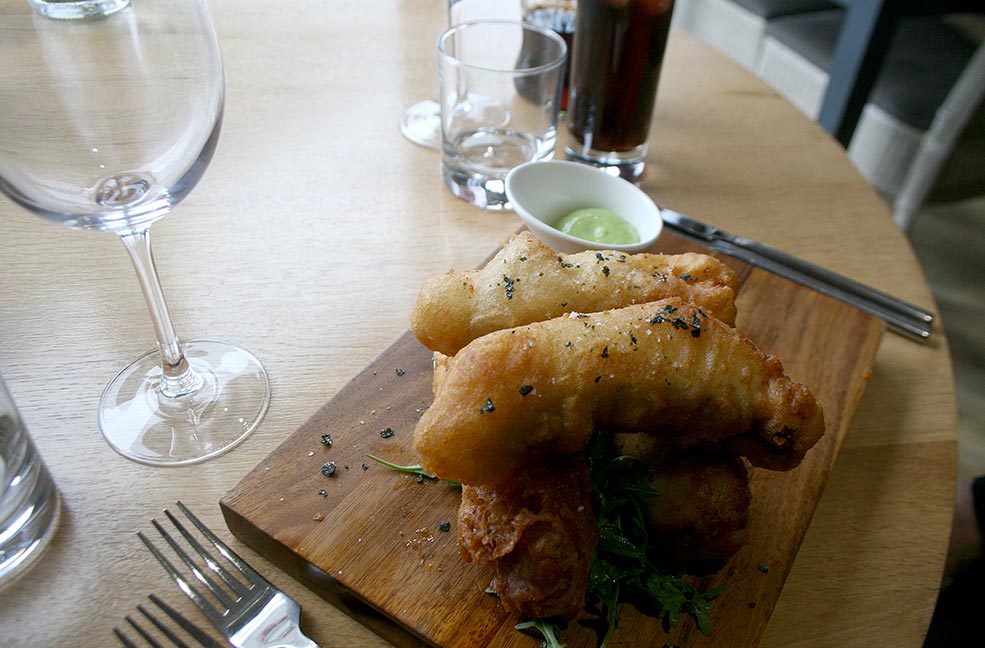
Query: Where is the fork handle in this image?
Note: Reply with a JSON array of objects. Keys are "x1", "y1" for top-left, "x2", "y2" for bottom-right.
[
  {"x1": 242, "y1": 632, "x2": 320, "y2": 648},
  {"x1": 266, "y1": 636, "x2": 320, "y2": 648}
]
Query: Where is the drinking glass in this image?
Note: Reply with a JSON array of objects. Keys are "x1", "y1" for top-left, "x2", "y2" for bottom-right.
[
  {"x1": 566, "y1": 0, "x2": 676, "y2": 181},
  {"x1": 439, "y1": 20, "x2": 567, "y2": 210},
  {"x1": 399, "y1": 0, "x2": 517, "y2": 149},
  {"x1": 0, "y1": 375, "x2": 61, "y2": 588},
  {"x1": 521, "y1": 0, "x2": 577, "y2": 114},
  {"x1": 0, "y1": 0, "x2": 270, "y2": 465},
  {"x1": 26, "y1": 0, "x2": 129, "y2": 20}
]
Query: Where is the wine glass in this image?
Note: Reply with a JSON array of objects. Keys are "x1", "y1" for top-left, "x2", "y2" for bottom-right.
[
  {"x1": 399, "y1": 0, "x2": 516, "y2": 149},
  {"x1": 0, "y1": 0, "x2": 270, "y2": 465}
]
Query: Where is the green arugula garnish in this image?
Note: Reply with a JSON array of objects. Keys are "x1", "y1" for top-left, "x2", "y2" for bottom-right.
[
  {"x1": 515, "y1": 619, "x2": 567, "y2": 648},
  {"x1": 369, "y1": 433, "x2": 723, "y2": 647},
  {"x1": 364, "y1": 453, "x2": 460, "y2": 486},
  {"x1": 584, "y1": 431, "x2": 725, "y2": 645}
]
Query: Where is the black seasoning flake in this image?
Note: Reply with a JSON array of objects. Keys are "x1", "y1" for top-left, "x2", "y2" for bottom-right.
[
  {"x1": 380, "y1": 427, "x2": 395, "y2": 439},
  {"x1": 415, "y1": 473, "x2": 425, "y2": 483},
  {"x1": 519, "y1": 385, "x2": 534, "y2": 396},
  {"x1": 602, "y1": 266, "x2": 610, "y2": 276},
  {"x1": 321, "y1": 461, "x2": 337, "y2": 477},
  {"x1": 594, "y1": 375, "x2": 602, "y2": 383},
  {"x1": 648, "y1": 313, "x2": 666, "y2": 325},
  {"x1": 320, "y1": 433, "x2": 333, "y2": 446},
  {"x1": 520, "y1": 255, "x2": 527, "y2": 261},
  {"x1": 690, "y1": 313, "x2": 702, "y2": 337},
  {"x1": 318, "y1": 488, "x2": 328, "y2": 497},
  {"x1": 756, "y1": 563, "x2": 770, "y2": 574},
  {"x1": 503, "y1": 275, "x2": 516, "y2": 300},
  {"x1": 361, "y1": 462, "x2": 369, "y2": 471},
  {"x1": 663, "y1": 304, "x2": 678, "y2": 315},
  {"x1": 437, "y1": 521, "x2": 452, "y2": 532},
  {"x1": 576, "y1": 313, "x2": 590, "y2": 319},
  {"x1": 595, "y1": 252, "x2": 605, "y2": 262},
  {"x1": 671, "y1": 316, "x2": 690, "y2": 331},
  {"x1": 601, "y1": 346, "x2": 609, "y2": 358},
  {"x1": 629, "y1": 333, "x2": 638, "y2": 345},
  {"x1": 679, "y1": 273, "x2": 693, "y2": 282},
  {"x1": 749, "y1": 602, "x2": 757, "y2": 609},
  {"x1": 480, "y1": 398, "x2": 495, "y2": 414},
  {"x1": 565, "y1": 341, "x2": 573, "y2": 348},
  {"x1": 395, "y1": 368, "x2": 405, "y2": 377}
]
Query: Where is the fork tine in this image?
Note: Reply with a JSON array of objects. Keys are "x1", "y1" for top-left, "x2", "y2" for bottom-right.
[
  {"x1": 113, "y1": 626, "x2": 142, "y2": 648},
  {"x1": 163, "y1": 507, "x2": 250, "y2": 597},
  {"x1": 140, "y1": 503, "x2": 318, "y2": 648},
  {"x1": 151, "y1": 515, "x2": 241, "y2": 609},
  {"x1": 138, "y1": 602, "x2": 192, "y2": 648},
  {"x1": 148, "y1": 595, "x2": 229, "y2": 648},
  {"x1": 175, "y1": 500, "x2": 269, "y2": 587},
  {"x1": 113, "y1": 595, "x2": 227, "y2": 648},
  {"x1": 137, "y1": 528, "x2": 226, "y2": 623}
]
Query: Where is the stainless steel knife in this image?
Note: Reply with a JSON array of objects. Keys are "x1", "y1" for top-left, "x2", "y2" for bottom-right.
[{"x1": 660, "y1": 208, "x2": 935, "y2": 341}]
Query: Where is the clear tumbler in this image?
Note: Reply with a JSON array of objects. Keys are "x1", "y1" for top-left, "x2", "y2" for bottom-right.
[{"x1": 0, "y1": 376, "x2": 61, "y2": 588}]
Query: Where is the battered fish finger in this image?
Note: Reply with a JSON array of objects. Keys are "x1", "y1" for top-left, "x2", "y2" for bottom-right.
[
  {"x1": 410, "y1": 231, "x2": 739, "y2": 355},
  {"x1": 413, "y1": 298, "x2": 824, "y2": 486},
  {"x1": 458, "y1": 456, "x2": 597, "y2": 621}
]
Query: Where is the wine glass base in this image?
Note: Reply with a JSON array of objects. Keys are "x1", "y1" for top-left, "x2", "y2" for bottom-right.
[
  {"x1": 98, "y1": 340, "x2": 270, "y2": 466},
  {"x1": 399, "y1": 99, "x2": 442, "y2": 150}
]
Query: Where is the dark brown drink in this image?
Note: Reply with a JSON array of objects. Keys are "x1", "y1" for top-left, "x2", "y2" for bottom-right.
[
  {"x1": 522, "y1": 2, "x2": 577, "y2": 111},
  {"x1": 566, "y1": 0, "x2": 675, "y2": 176}
]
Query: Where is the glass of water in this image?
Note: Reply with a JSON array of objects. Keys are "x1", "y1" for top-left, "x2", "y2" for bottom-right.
[
  {"x1": 26, "y1": 0, "x2": 130, "y2": 20},
  {"x1": 0, "y1": 376, "x2": 60, "y2": 588},
  {"x1": 0, "y1": 0, "x2": 270, "y2": 465},
  {"x1": 399, "y1": 0, "x2": 520, "y2": 149},
  {"x1": 438, "y1": 20, "x2": 567, "y2": 210}
]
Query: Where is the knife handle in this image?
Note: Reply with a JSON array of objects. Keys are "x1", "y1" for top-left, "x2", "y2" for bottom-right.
[{"x1": 721, "y1": 239, "x2": 934, "y2": 340}]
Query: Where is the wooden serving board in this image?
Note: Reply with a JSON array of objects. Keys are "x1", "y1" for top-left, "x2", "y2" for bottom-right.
[{"x1": 220, "y1": 231, "x2": 885, "y2": 648}]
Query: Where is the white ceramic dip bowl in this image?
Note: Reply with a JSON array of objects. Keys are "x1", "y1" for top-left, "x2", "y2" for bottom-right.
[{"x1": 505, "y1": 160, "x2": 663, "y2": 254}]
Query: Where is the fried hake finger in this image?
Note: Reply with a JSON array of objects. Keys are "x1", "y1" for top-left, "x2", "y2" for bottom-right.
[
  {"x1": 410, "y1": 231, "x2": 739, "y2": 355},
  {"x1": 413, "y1": 298, "x2": 824, "y2": 486},
  {"x1": 458, "y1": 456, "x2": 597, "y2": 621}
]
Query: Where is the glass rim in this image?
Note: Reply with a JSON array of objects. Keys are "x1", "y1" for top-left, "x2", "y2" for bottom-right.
[{"x1": 437, "y1": 19, "x2": 567, "y2": 76}]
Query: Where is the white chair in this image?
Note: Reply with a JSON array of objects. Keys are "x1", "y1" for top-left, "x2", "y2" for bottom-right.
[
  {"x1": 893, "y1": 41, "x2": 985, "y2": 231},
  {"x1": 753, "y1": 11, "x2": 985, "y2": 231},
  {"x1": 672, "y1": 0, "x2": 836, "y2": 70}
]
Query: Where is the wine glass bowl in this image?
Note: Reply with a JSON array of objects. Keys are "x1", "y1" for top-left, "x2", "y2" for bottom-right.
[
  {"x1": 1, "y1": 4, "x2": 223, "y2": 234},
  {"x1": 0, "y1": 0, "x2": 269, "y2": 465}
]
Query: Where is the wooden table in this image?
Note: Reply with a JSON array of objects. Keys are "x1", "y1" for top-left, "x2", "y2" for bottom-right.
[{"x1": 0, "y1": 1, "x2": 956, "y2": 646}]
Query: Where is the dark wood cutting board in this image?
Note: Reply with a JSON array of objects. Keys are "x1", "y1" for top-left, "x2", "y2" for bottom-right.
[{"x1": 220, "y1": 231, "x2": 885, "y2": 648}]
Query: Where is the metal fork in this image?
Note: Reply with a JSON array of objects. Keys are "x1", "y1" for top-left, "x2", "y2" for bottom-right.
[
  {"x1": 138, "y1": 501, "x2": 321, "y2": 648},
  {"x1": 113, "y1": 594, "x2": 228, "y2": 648}
]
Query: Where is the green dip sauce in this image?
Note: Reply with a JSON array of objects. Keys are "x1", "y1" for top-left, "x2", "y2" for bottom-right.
[{"x1": 552, "y1": 207, "x2": 639, "y2": 245}]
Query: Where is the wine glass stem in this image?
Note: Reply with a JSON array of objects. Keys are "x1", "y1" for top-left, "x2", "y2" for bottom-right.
[{"x1": 118, "y1": 228, "x2": 205, "y2": 399}]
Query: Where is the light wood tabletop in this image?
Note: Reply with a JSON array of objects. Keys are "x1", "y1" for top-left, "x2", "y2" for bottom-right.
[{"x1": 0, "y1": 1, "x2": 956, "y2": 647}]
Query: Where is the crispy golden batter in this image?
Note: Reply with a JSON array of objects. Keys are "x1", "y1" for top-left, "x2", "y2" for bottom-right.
[
  {"x1": 458, "y1": 456, "x2": 597, "y2": 621},
  {"x1": 410, "y1": 231, "x2": 739, "y2": 355},
  {"x1": 414, "y1": 298, "x2": 824, "y2": 486}
]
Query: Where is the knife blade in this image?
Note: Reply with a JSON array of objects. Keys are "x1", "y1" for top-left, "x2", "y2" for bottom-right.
[{"x1": 660, "y1": 209, "x2": 934, "y2": 341}]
